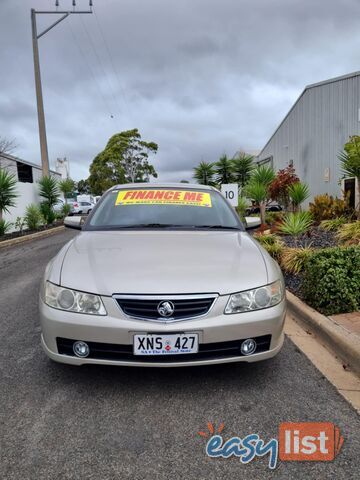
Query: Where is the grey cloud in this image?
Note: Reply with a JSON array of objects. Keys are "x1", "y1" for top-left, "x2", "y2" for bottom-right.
[{"x1": 1, "y1": 0, "x2": 360, "y2": 182}]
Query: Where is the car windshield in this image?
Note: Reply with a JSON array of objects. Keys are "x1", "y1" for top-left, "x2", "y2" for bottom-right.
[{"x1": 86, "y1": 187, "x2": 243, "y2": 230}]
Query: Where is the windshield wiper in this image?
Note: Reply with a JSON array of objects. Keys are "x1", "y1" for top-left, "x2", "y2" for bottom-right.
[
  {"x1": 192, "y1": 225, "x2": 242, "y2": 230},
  {"x1": 117, "y1": 223, "x2": 185, "y2": 229}
]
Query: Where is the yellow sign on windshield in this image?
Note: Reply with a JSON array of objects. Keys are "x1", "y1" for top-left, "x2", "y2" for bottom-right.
[{"x1": 115, "y1": 190, "x2": 212, "y2": 207}]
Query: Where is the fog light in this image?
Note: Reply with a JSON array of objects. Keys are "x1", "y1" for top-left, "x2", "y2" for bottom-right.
[
  {"x1": 241, "y1": 338, "x2": 257, "y2": 356},
  {"x1": 73, "y1": 341, "x2": 90, "y2": 358}
]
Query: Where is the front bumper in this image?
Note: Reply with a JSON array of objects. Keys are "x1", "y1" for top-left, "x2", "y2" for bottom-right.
[{"x1": 40, "y1": 295, "x2": 286, "y2": 367}]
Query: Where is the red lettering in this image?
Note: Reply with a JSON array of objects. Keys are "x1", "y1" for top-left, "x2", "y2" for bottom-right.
[
  {"x1": 183, "y1": 192, "x2": 196, "y2": 201},
  {"x1": 144, "y1": 191, "x2": 155, "y2": 199},
  {"x1": 123, "y1": 191, "x2": 135, "y2": 200},
  {"x1": 135, "y1": 191, "x2": 147, "y2": 199},
  {"x1": 164, "y1": 191, "x2": 174, "y2": 200},
  {"x1": 196, "y1": 193, "x2": 203, "y2": 202},
  {"x1": 154, "y1": 191, "x2": 165, "y2": 199}
]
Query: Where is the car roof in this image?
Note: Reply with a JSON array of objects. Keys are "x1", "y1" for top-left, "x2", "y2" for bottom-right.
[{"x1": 110, "y1": 183, "x2": 216, "y2": 191}]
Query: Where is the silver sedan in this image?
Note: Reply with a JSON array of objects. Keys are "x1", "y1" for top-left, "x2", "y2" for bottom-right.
[{"x1": 40, "y1": 184, "x2": 286, "y2": 367}]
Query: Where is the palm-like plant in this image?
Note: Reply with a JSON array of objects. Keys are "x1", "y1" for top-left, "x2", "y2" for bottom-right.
[
  {"x1": 0, "y1": 168, "x2": 18, "y2": 222},
  {"x1": 193, "y1": 161, "x2": 217, "y2": 186},
  {"x1": 244, "y1": 181, "x2": 268, "y2": 224},
  {"x1": 279, "y1": 211, "x2": 313, "y2": 236},
  {"x1": 338, "y1": 135, "x2": 360, "y2": 219},
  {"x1": 288, "y1": 182, "x2": 310, "y2": 211},
  {"x1": 59, "y1": 178, "x2": 75, "y2": 204},
  {"x1": 215, "y1": 154, "x2": 234, "y2": 184},
  {"x1": 251, "y1": 165, "x2": 275, "y2": 187},
  {"x1": 244, "y1": 166, "x2": 275, "y2": 224},
  {"x1": 38, "y1": 176, "x2": 60, "y2": 207},
  {"x1": 232, "y1": 152, "x2": 254, "y2": 187}
]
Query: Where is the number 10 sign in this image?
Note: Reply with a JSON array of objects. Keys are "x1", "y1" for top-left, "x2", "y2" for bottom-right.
[{"x1": 221, "y1": 184, "x2": 239, "y2": 207}]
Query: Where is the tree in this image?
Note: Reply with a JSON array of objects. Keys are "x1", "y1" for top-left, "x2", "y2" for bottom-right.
[
  {"x1": 244, "y1": 165, "x2": 275, "y2": 224},
  {"x1": 0, "y1": 136, "x2": 18, "y2": 169},
  {"x1": 77, "y1": 178, "x2": 91, "y2": 194},
  {"x1": 59, "y1": 178, "x2": 75, "y2": 203},
  {"x1": 0, "y1": 168, "x2": 18, "y2": 222},
  {"x1": 215, "y1": 154, "x2": 234, "y2": 184},
  {"x1": 193, "y1": 161, "x2": 217, "y2": 186},
  {"x1": 232, "y1": 152, "x2": 254, "y2": 187},
  {"x1": 88, "y1": 129, "x2": 158, "y2": 194},
  {"x1": 339, "y1": 135, "x2": 360, "y2": 218}
]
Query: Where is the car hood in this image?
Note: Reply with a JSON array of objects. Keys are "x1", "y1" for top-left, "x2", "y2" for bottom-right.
[{"x1": 56, "y1": 230, "x2": 269, "y2": 296}]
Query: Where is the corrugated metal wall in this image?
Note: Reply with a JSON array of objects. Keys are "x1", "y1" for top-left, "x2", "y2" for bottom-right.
[{"x1": 258, "y1": 74, "x2": 360, "y2": 202}]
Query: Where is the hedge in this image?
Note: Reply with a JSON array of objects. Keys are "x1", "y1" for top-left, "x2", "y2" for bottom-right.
[{"x1": 301, "y1": 246, "x2": 360, "y2": 315}]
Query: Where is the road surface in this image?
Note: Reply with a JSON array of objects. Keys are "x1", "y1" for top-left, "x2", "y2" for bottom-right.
[{"x1": 0, "y1": 230, "x2": 359, "y2": 479}]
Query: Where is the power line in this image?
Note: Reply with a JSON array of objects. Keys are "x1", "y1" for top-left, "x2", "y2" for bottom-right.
[
  {"x1": 79, "y1": 14, "x2": 124, "y2": 123},
  {"x1": 93, "y1": 8, "x2": 131, "y2": 119},
  {"x1": 66, "y1": 19, "x2": 117, "y2": 123}
]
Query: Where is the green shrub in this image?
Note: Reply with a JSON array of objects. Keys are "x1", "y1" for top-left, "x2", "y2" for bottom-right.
[
  {"x1": 265, "y1": 211, "x2": 284, "y2": 225},
  {"x1": 253, "y1": 232, "x2": 284, "y2": 261},
  {"x1": 236, "y1": 196, "x2": 248, "y2": 220},
  {"x1": 302, "y1": 246, "x2": 360, "y2": 315},
  {"x1": 25, "y1": 204, "x2": 43, "y2": 230},
  {"x1": 62, "y1": 203, "x2": 71, "y2": 216},
  {"x1": 15, "y1": 216, "x2": 25, "y2": 234},
  {"x1": 0, "y1": 219, "x2": 13, "y2": 236},
  {"x1": 279, "y1": 211, "x2": 313, "y2": 236},
  {"x1": 40, "y1": 202, "x2": 56, "y2": 225},
  {"x1": 309, "y1": 194, "x2": 351, "y2": 222}
]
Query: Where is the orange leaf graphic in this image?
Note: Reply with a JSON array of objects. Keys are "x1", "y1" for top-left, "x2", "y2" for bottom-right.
[
  {"x1": 207, "y1": 422, "x2": 214, "y2": 435},
  {"x1": 218, "y1": 423, "x2": 225, "y2": 434}
]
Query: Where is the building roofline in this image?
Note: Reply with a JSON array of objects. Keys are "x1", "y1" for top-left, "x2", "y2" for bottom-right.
[
  {"x1": 258, "y1": 71, "x2": 360, "y2": 157},
  {"x1": 0, "y1": 152, "x2": 60, "y2": 175}
]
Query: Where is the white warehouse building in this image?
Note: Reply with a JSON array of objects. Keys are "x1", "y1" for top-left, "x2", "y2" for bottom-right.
[
  {"x1": 0, "y1": 153, "x2": 61, "y2": 228},
  {"x1": 257, "y1": 71, "x2": 360, "y2": 208}
]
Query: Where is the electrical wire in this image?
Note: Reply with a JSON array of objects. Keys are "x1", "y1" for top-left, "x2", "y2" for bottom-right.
[
  {"x1": 79, "y1": 14, "x2": 124, "y2": 123},
  {"x1": 66, "y1": 19, "x2": 116, "y2": 123},
  {"x1": 93, "y1": 8, "x2": 131, "y2": 120}
]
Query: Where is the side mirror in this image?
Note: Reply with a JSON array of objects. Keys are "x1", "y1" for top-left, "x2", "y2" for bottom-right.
[
  {"x1": 244, "y1": 216, "x2": 261, "y2": 230},
  {"x1": 64, "y1": 216, "x2": 84, "y2": 230}
]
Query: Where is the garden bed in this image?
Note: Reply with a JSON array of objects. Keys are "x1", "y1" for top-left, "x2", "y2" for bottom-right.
[{"x1": 0, "y1": 220, "x2": 63, "y2": 243}]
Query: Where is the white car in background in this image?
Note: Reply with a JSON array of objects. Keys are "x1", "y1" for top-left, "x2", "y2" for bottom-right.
[{"x1": 72, "y1": 201, "x2": 95, "y2": 215}]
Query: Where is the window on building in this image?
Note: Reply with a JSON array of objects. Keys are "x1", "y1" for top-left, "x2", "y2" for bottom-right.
[
  {"x1": 17, "y1": 162, "x2": 33, "y2": 183},
  {"x1": 257, "y1": 156, "x2": 273, "y2": 168}
]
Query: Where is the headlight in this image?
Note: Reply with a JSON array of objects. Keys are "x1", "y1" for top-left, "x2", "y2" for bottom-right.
[
  {"x1": 224, "y1": 280, "x2": 283, "y2": 314},
  {"x1": 45, "y1": 282, "x2": 107, "y2": 315}
]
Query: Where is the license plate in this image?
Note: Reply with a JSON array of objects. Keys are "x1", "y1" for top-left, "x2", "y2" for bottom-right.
[{"x1": 133, "y1": 333, "x2": 199, "y2": 355}]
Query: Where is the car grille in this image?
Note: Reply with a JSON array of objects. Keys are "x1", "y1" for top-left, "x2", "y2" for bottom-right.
[
  {"x1": 56, "y1": 335, "x2": 272, "y2": 363},
  {"x1": 113, "y1": 295, "x2": 217, "y2": 322}
]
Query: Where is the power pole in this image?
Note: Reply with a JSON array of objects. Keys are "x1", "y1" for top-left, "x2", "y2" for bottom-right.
[{"x1": 31, "y1": 1, "x2": 93, "y2": 177}]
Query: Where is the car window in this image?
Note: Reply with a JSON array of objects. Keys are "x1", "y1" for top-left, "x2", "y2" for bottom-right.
[{"x1": 87, "y1": 188, "x2": 243, "y2": 230}]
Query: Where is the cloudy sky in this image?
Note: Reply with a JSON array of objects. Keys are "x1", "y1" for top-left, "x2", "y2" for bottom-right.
[{"x1": 1, "y1": 0, "x2": 360, "y2": 182}]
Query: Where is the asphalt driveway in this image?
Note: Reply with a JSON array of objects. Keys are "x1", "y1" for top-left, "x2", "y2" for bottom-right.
[{"x1": 0, "y1": 230, "x2": 359, "y2": 479}]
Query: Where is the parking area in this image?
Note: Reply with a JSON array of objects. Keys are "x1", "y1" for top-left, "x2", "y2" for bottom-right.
[{"x1": 0, "y1": 230, "x2": 359, "y2": 479}]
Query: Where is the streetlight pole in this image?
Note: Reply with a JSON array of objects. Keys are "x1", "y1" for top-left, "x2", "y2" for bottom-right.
[{"x1": 30, "y1": 2, "x2": 93, "y2": 177}]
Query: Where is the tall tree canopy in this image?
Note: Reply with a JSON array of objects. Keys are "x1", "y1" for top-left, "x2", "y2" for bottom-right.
[{"x1": 88, "y1": 129, "x2": 158, "y2": 195}]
